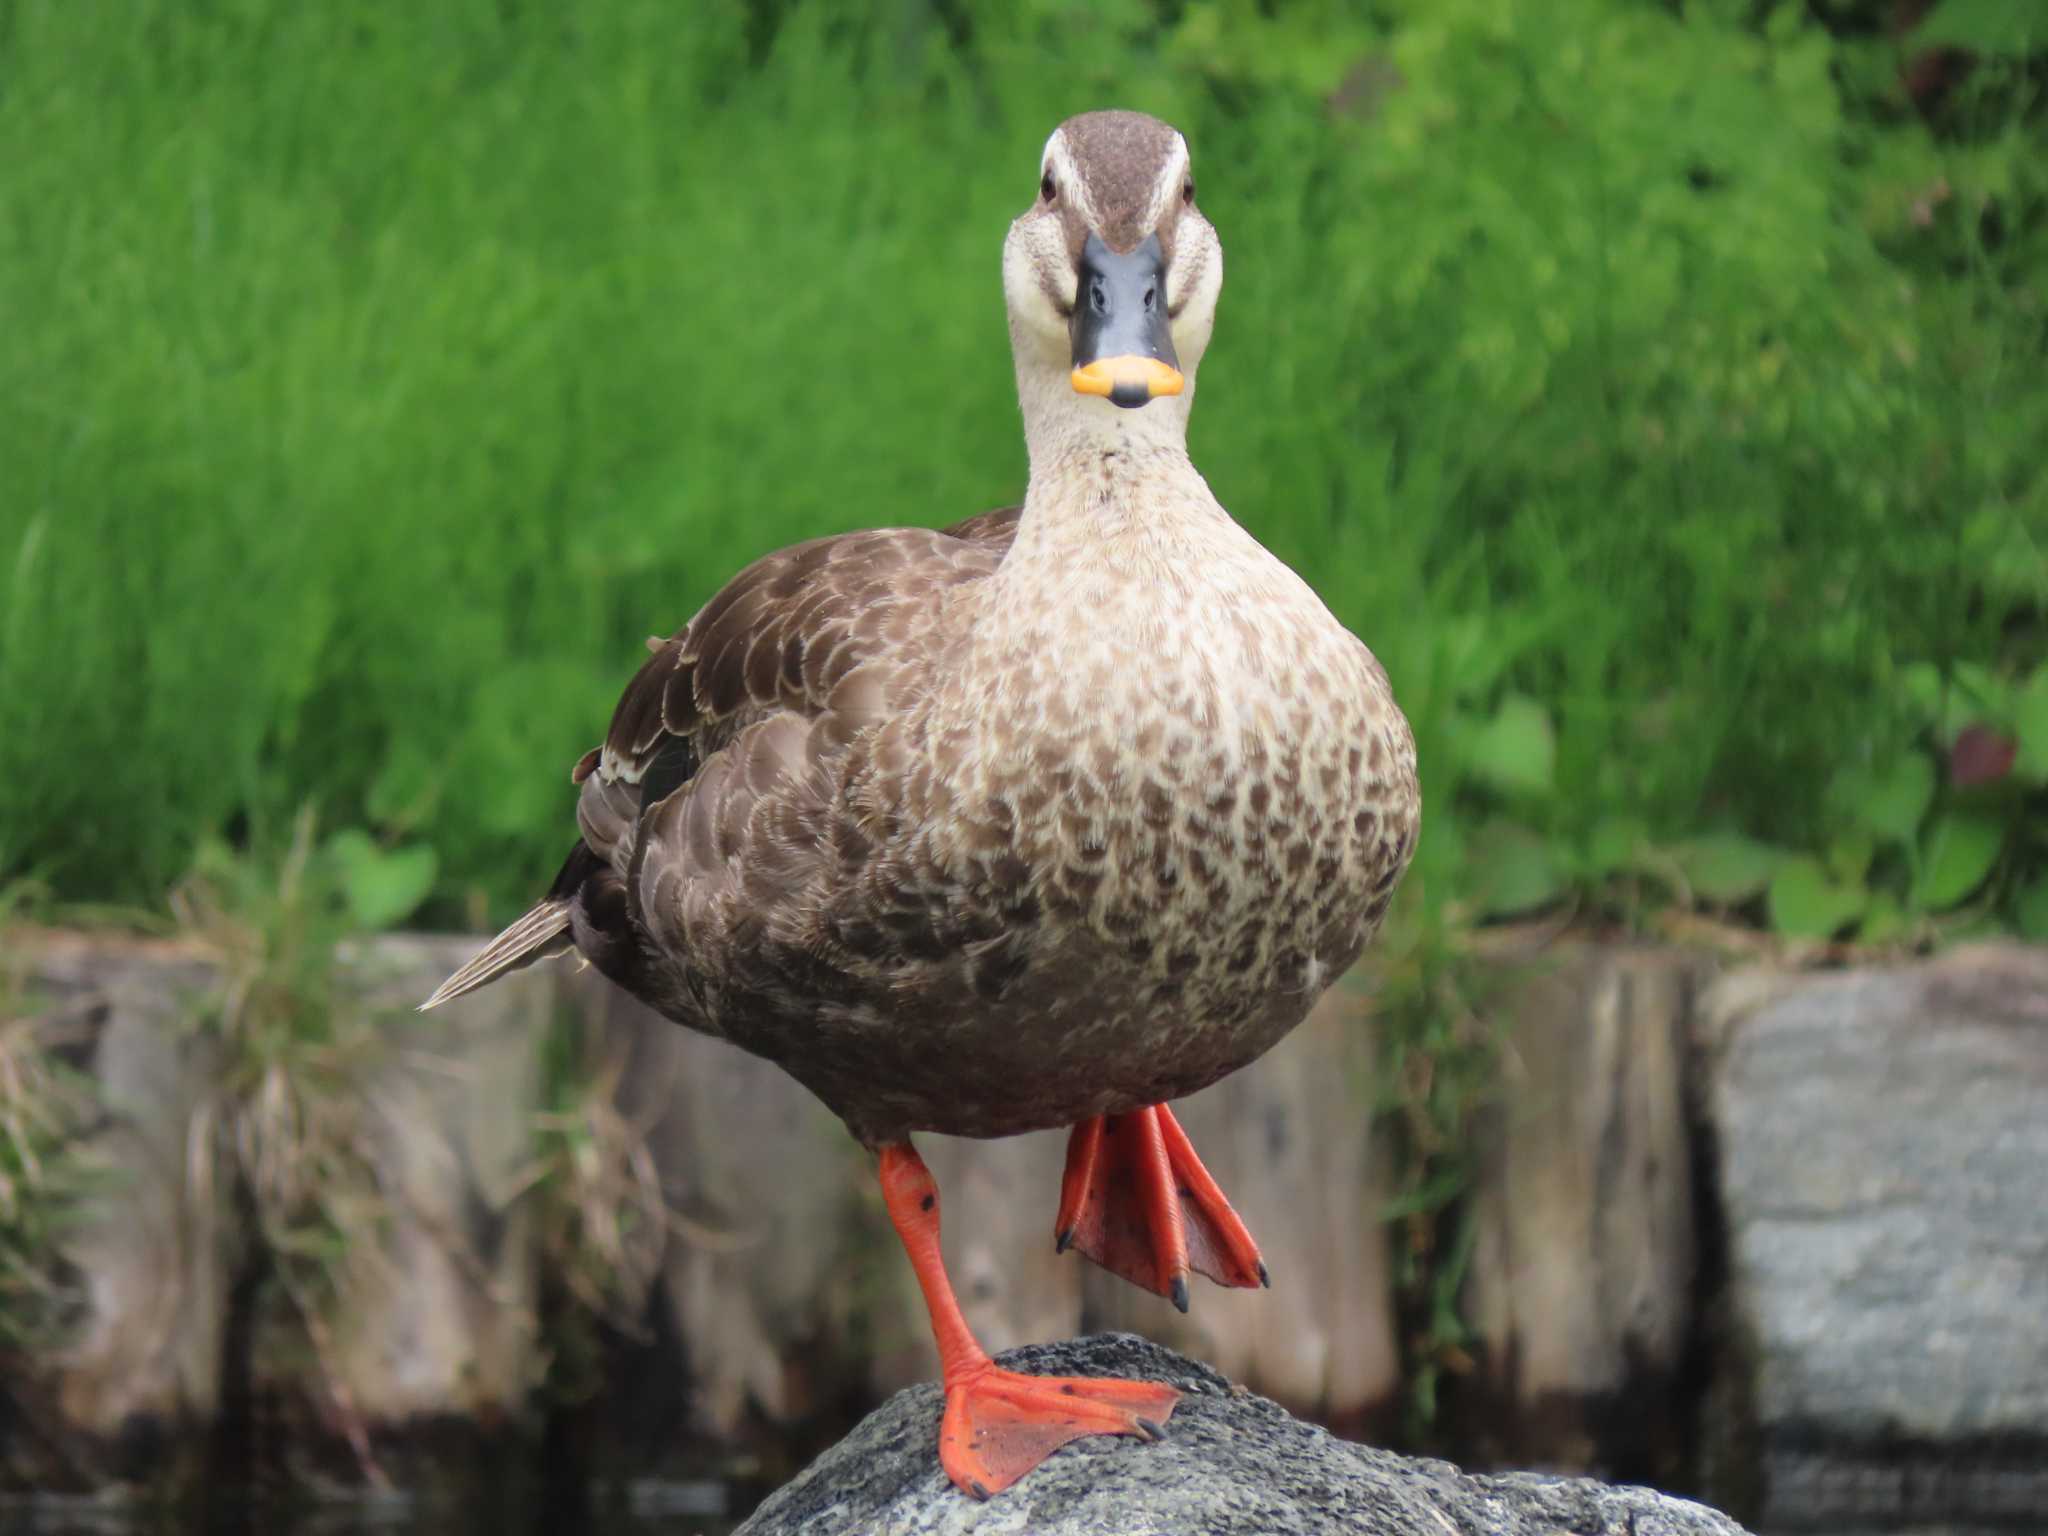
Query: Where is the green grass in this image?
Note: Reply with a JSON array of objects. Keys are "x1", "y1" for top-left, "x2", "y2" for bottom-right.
[{"x1": 0, "y1": 0, "x2": 2041, "y2": 935}]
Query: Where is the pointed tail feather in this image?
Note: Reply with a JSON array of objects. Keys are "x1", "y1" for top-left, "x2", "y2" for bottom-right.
[{"x1": 420, "y1": 899, "x2": 574, "y2": 1011}]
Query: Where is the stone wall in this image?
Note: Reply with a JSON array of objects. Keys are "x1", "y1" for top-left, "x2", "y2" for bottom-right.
[
  {"x1": 1702, "y1": 946, "x2": 2048, "y2": 1533},
  {"x1": 5, "y1": 929, "x2": 235, "y2": 1487},
  {"x1": 2, "y1": 925, "x2": 2043, "y2": 1532},
  {"x1": 1460, "y1": 943, "x2": 1705, "y2": 1480}
]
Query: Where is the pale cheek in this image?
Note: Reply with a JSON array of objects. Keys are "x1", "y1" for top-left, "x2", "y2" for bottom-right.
[
  {"x1": 1169, "y1": 270, "x2": 1220, "y2": 363},
  {"x1": 1008, "y1": 291, "x2": 1069, "y2": 361},
  {"x1": 1003, "y1": 251, "x2": 1074, "y2": 358}
]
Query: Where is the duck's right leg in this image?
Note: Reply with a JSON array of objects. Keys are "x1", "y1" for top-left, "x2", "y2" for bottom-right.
[{"x1": 878, "y1": 1142, "x2": 1179, "y2": 1498}]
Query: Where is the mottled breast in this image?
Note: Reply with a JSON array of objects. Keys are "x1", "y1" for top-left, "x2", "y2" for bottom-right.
[{"x1": 913, "y1": 506, "x2": 1419, "y2": 1092}]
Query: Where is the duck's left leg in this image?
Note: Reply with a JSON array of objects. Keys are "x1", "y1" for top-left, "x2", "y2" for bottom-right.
[
  {"x1": 879, "y1": 1142, "x2": 1180, "y2": 1498},
  {"x1": 1053, "y1": 1103, "x2": 1268, "y2": 1308}
]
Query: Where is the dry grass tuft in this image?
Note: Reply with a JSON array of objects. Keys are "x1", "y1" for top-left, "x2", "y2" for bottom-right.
[
  {"x1": 0, "y1": 887, "x2": 100, "y2": 1348},
  {"x1": 169, "y1": 809, "x2": 396, "y2": 1480}
]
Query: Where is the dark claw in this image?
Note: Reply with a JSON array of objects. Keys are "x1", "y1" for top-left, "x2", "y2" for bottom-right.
[
  {"x1": 1169, "y1": 1274, "x2": 1189, "y2": 1314},
  {"x1": 1257, "y1": 1260, "x2": 1270, "y2": 1288},
  {"x1": 1136, "y1": 1417, "x2": 1169, "y2": 1442},
  {"x1": 1055, "y1": 1227, "x2": 1074, "y2": 1255},
  {"x1": 969, "y1": 1478, "x2": 992, "y2": 1501}
]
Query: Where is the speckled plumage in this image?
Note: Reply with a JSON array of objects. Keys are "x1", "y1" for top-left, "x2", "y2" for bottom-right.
[{"x1": 428, "y1": 110, "x2": 1419, "y2": 1151}]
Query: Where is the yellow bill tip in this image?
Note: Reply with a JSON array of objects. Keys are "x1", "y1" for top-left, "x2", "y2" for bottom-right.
[{"x1": 1071, "y1": 355, "x2": 1185, "y2": 404}]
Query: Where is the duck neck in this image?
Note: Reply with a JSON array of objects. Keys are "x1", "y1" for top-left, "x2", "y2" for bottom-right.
[
  {"x1": 1010, "y1": 359, "x2": 1216, "y2": 558},
  {"x1": 1016, "y1": 355, "x2": 1195, "y2": 479}
]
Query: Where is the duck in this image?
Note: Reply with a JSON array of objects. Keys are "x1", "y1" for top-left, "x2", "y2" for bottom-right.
[{"x1": 424, "y1": 108, "x2": 1419, "y2": 1499}]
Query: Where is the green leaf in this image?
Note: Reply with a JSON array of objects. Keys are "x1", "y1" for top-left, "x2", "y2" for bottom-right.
[
  {"x1": 1769, "y1": 856, "x2": 1868, "y2": 940},
  {"x1": 1916, "y1": 814, "x2": 2004, "y2": 910},
  {"x1": 1833, "y1": 752, "x2": 1935, "y2": 845},
  {"x1": 1897, "y1": 662, "x2": 2010, "y2": 742},
  {"x1": 1464, "y1": 694, "x2": 1556, "y2": 798},
  {"x1": 1826, "y1": 829, "x2": 1876, "y2": 885},
  {"x1": 1584, "y1": 816, "x2": 1650, "y2": 877},
  {"x1": 1950, "y1": 663, "x2": 2007, "y2": 717},
  {"x1": 328, "y1": 833, "x2": 439, "y2": 931},
  {"x1": 1675, "y1": 833, "x2": 1787, "y2": 903},
  {"x1": 1856, "y1": 892, "x2": 1909, "y2": 946},
  {"x1": 1897, "y1": 662, "x2": 1945, "y2": 725},
  {"x1": 2015, "y1": 668, "x2": 2048, "y2": 785},
  {"x1": 1469, "y1": 820, "x2": 1566, "y2": 918}
]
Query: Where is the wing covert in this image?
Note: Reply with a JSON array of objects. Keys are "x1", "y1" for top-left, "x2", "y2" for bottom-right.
[
  {"x1": 567, "y1": 512, "x2": 1020, "y2": 920},
  {"x1": 597, "y1": 519, "x2": 1017, "y2": 790}
]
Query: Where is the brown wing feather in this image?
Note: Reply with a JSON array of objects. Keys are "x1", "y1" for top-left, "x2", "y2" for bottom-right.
[
  {"x1": 597, "y1": 515, "x2": 1019, "y2": 792},
  {"x1": 428, "y1": 512, "x2": 1019, "y2": 1028},
  {"x1": 938, "y1": 505, "x2": 1024, "y2": 546},
  {"x1": 569, "y1": 512, "x2": 1021, "y2": 993}
]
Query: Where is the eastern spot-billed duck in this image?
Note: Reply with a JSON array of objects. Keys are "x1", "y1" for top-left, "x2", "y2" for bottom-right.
[{"x1": 426, "y1": 108, "x2": 1419, "y2": 1499}]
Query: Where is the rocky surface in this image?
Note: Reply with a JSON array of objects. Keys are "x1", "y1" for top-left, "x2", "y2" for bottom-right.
[
  {"x1": 735, "y1": 1334, "x2": 1749, "y2": 1536},
  {"x1": 1704, "y1": 943, "x2": 2048, "y2": 1531}
]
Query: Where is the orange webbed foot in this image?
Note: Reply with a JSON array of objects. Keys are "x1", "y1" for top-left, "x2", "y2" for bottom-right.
[
  {"x1": 878, "y1": 1141, "x2": 1181, "y2": 1499},
  {"x1": 1055, "y1": 1103, "x2": 1268, "y2": 1305},
  {"x1": 939, "y1": 1360, "x2": 1181, "y2": 1498}
]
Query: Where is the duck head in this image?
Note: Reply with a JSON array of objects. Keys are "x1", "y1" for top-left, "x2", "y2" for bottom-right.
[{"x1": 1004, "y1": 111, "x2": 1223, "y2": 460}]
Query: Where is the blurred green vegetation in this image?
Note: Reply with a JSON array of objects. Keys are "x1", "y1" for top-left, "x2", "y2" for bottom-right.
[{"x1": 0, "y1": 0, "x2": 2042, "y2": 942}]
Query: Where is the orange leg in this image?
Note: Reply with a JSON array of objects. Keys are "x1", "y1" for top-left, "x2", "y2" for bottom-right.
[
  {"x1": 879, "y1": 1142, "x2": 1179, "y2": 1499},
  {"x1": 1054, "y1": 1103, "x2": 1268, "y2": 1306}
]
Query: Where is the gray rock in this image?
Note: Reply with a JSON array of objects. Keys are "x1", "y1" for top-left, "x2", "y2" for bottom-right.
[
  {"x1": 1704, "y1": 944, "x2": 2048, "y2": 1529},
  {"x1": 735, "y1": 1333, "x2": 1750, "y2": 1536}
]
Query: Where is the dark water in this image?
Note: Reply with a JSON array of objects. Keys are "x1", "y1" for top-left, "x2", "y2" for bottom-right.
[{"x1": 0, "y1": 1484, "x2": 742, "y2": 1536}]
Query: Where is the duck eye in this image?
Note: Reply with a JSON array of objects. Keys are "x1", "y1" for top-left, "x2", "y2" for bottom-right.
[
  {"x1": 1182, "y1": 178, "x2": 1195, "y2": 205},
  {"x1": 1041, "y1": 171, "x2": 1057, "y2": 204}
]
